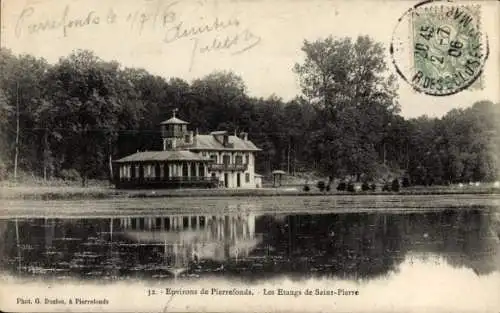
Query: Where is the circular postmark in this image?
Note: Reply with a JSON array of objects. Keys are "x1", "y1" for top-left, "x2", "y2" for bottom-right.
[{"x1": 390, "y1": 0, "x2": 489, "y2": 96}]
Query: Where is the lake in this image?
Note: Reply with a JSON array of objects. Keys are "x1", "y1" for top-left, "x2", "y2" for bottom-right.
[{"x1": 0, "y1": 196, "x2": 499, "y2": 312}]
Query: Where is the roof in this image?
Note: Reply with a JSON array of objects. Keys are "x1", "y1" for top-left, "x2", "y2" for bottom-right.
[
  {"x1": 272, "y1": 170, "x2": 287, "y2": 175},
  {"x1": 184, "y1": 134, "x2": 261, "y2": 152},
  {"x1": 160, "y1": 117, "x2": 189, "y2": 125},
  {"x1": 114, "y1": 150, "x2": 210, "y2": 163},
  {"x1": 210, "y1": 131, "x2": 228, "y2": 135}
]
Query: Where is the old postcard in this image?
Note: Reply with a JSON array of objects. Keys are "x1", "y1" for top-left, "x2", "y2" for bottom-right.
[{"x1": 0, "y1": 0, "x2": 499, "y2": 312}]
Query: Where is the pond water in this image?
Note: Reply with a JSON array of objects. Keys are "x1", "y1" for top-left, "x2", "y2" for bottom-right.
[
  {"x1": 1, "y1": 206, "x2": 499, "y2": 282},
  {"x1": 1, "y1": 198, "x2": 499, "y2": 312}
]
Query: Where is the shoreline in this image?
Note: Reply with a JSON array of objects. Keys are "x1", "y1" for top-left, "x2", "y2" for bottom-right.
[{"x1": 1, "y1": 185, "x2": 500, "y2": 201}]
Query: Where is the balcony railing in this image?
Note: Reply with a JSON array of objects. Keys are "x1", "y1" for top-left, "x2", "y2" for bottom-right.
[
  {"x1": 119, "y1": 176, "x2": 218, "y2": 182},
  {"x1": 208, "y1": 163, "x2": 248, "y2": 171}
]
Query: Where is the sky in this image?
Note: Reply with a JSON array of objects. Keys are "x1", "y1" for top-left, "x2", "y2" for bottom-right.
[{"x1": 1, "y1": 0, "x2": 499, "y2": 118}]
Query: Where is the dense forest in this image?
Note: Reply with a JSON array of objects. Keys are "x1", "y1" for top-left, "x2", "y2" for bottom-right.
[{"x1": 0, "y1": 35, "x2": 498, "y2": 186}]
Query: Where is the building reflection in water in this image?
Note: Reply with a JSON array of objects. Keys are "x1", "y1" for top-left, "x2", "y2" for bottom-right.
[
  {"x1": 0, "y1": 208, "x2": 498, "y2": 281},
  {"x1": 120, "y1": 212, "x2": 259, "y2": 276}
]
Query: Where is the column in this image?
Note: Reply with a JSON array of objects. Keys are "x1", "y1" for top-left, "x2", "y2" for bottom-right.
[
  {"x1": 195, "y1": 163, "x2": 199, "y2": 178},
  {"x1": 160, "y1": 164, "x2": 164, "y2": 180},
  {"x1": 187, "y1": 163, "x2": 191, "y2": 178},
  {"x1": 243, "y1": 218, "x2": 247, "y2": 239},
  {"x1": 248, "y1": 214, "x2": 255, "y2": 238},
  {"x1": 110, "y1": 218, "x2": 113, "y2": 241},
  {"x1": 196, "y1": 216, "x2": 200, "y2": 230},
  {"x1": 218, "y1": 218, "x2": 223, "y2": 240},
  {"x1": 188, "y1": 216, "x2": 191, "y2": 229}
]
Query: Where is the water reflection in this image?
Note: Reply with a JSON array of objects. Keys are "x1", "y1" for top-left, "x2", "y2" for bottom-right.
[{"x1": 0, "y1": 208, "x2": 498, "y2": 282}]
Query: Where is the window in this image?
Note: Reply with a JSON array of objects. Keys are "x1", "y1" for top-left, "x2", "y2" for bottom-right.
[
  {"x1": 235, "y1": 155, "x2": 243, "y2": 164},
  {"x1": 245, "y1": 154, "x2": 250, "y2": 164},
  {"x1": 245, "y1": 173, "x2": 250, "y2": 183},
  {"x1": 210, "y1": 154, "x2": 218, "y2": 163},
  {"x1": 145, "y1": 164, "x2": 154, "y2": 179},
  {"x1": 223, "y1": 155, "x2": 230, "y2": 165}
]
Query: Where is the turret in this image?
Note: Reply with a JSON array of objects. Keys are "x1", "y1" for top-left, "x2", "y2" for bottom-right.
[{"x1": 160, "y1": 109, "x2": 189, "y2": 150}]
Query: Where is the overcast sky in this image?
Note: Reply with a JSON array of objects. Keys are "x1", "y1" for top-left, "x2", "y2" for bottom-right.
[{"x1": 2, "y1": 0, "x2": 499, "y2": 118}]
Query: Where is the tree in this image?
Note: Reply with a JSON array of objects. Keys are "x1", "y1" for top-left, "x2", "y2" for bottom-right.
[
  {"x1": 294, "y1": 36, "x2": 399, "y2": 179},
  {"x1": 0, "y1": 49, "x2": 49, "y2": 178},
  {"x1": 42, "y1": 50, "x2": 123, "y2": 186}
]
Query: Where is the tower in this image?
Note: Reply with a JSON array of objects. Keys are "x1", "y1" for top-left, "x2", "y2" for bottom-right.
[{"x1": 160, "y1": 109, "x2": 190, "y2": 150}]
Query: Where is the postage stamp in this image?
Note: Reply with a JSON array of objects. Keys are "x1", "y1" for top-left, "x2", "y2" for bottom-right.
[{"x1": 391, "y1": 0, "x2": 489, "y2": 96}]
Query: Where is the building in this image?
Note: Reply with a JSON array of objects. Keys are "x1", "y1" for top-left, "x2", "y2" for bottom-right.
[{"x1": 113, "y1": 111, "x2": 261, "y2": 189}]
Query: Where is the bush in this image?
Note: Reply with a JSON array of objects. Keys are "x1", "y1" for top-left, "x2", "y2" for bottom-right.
[
  {"x1": 402, "y1": 177, "x2": 410, "y2": 188},
  {"x1": 316, "y1": 181, "x2": 326, "y2": 191},
  {"x1": 325, "y1": 184, "x2": 331, "y2": 192},
  {"x1": 59, "y1": 169, "x2": 81, "y2": 181},
  {"x1": 0, "y1": 159, "x2": 7, "y2": 181},
  {"x1": 361, "y1": 181, "x2": 370, "y2": 191},
  {"x1": 347, "y1": 182, "x2": 355, "y2": 192},
  {"x1": 370, "y1": 183, "x2": 377, "y2": 191},
  {"x1": 337, "y1": 182, "x2": 346, "y2": 191},
  {"x1": 391, "y1": 179, "x2": 400, "y2": 192},
  {"x1": 382, "y1": 182, "x2": 391, "y2": 191},
  {"x1": 303, "y1": 184, "x2": 310, "y2": 192}
]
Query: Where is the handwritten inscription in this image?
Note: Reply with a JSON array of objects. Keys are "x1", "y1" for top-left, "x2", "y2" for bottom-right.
[
  {"x1": 13, "y1": 1, "x2": 262, "y2": 72},
  {"x1": 15, "y1": 6, "x2": 101, "y2": 37}
]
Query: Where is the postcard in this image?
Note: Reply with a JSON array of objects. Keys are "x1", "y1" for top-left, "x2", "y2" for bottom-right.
[{"x1": 0, "y1": 0, "x2": 499, "y2": 312}]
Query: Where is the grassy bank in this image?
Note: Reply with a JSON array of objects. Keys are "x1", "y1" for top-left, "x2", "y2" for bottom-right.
[{"x1": 1, "y1": 180, "x2": 500, "y2": 200}]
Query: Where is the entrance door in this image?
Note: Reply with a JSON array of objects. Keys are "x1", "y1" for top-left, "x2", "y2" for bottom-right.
[
  {"x1": 236, "y1": 173, "x2": 241, "y2": 187},
  {"x1": 224, "y1": 173, "x2": 229, "y2": 188}
]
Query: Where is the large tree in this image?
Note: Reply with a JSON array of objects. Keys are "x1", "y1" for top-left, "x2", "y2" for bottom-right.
[
  {"x1": 42, "y1": 50, "x2": 123, "y2": 186},
  {"x1": 294, "y1": 35, "x2": 399, "y2": 180}
]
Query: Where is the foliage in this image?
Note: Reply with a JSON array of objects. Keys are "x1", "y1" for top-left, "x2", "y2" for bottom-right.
[
  {"x1": 294, "y1": 36, "x2": 399, "y2": 179},
  {"x1": 337, "y1": 182, "x2": 346, "y2": 191},
  {"x1": 361, "y1": 181, "x2": 370, "y2": 191},
  {"x1": 347, "y1": 182, "x2": 355, "y2": 192},
  {"x1": 316, "y1": 180, "x2": 326, "y2": 191},
  {"x1": 402, "y1": 177, "x2": 410, "y2": 188},
  {"x1": 0, "y1": 46, "x2": 498, "y2": 186},
  {"x1": 303, "y1": 184, "x2": 310, "y2": 192},
  {"x1": 59, "y1": 168, "x2": 81, "y2": 181},
  {"x1": 391, "y1": 179, "x2": 400, "y2": 192}
]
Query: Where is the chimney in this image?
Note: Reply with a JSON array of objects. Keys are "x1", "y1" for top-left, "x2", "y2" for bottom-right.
[
  {"x1": 223, "y1": 134, "x2": 229, "y2": 146},
  {"x1": 188, "y1": 131, "x2": 193, "y2": 144},
  {"x1": 240, "y1": 132, "x2": 248, "y2": 141}
]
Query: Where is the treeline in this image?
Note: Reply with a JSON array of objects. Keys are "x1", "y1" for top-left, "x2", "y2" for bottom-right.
[{"x1": 0, "y1": 36, "x2": 498, "y2": 186}]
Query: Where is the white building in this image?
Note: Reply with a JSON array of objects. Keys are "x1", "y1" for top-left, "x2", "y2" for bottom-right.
[
  {"x1": 114, "y1": 111, "x2": 262, "y2": 189},
  {"x1": 161, "y1": 113, "x2": 261, "y2": 188}
]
